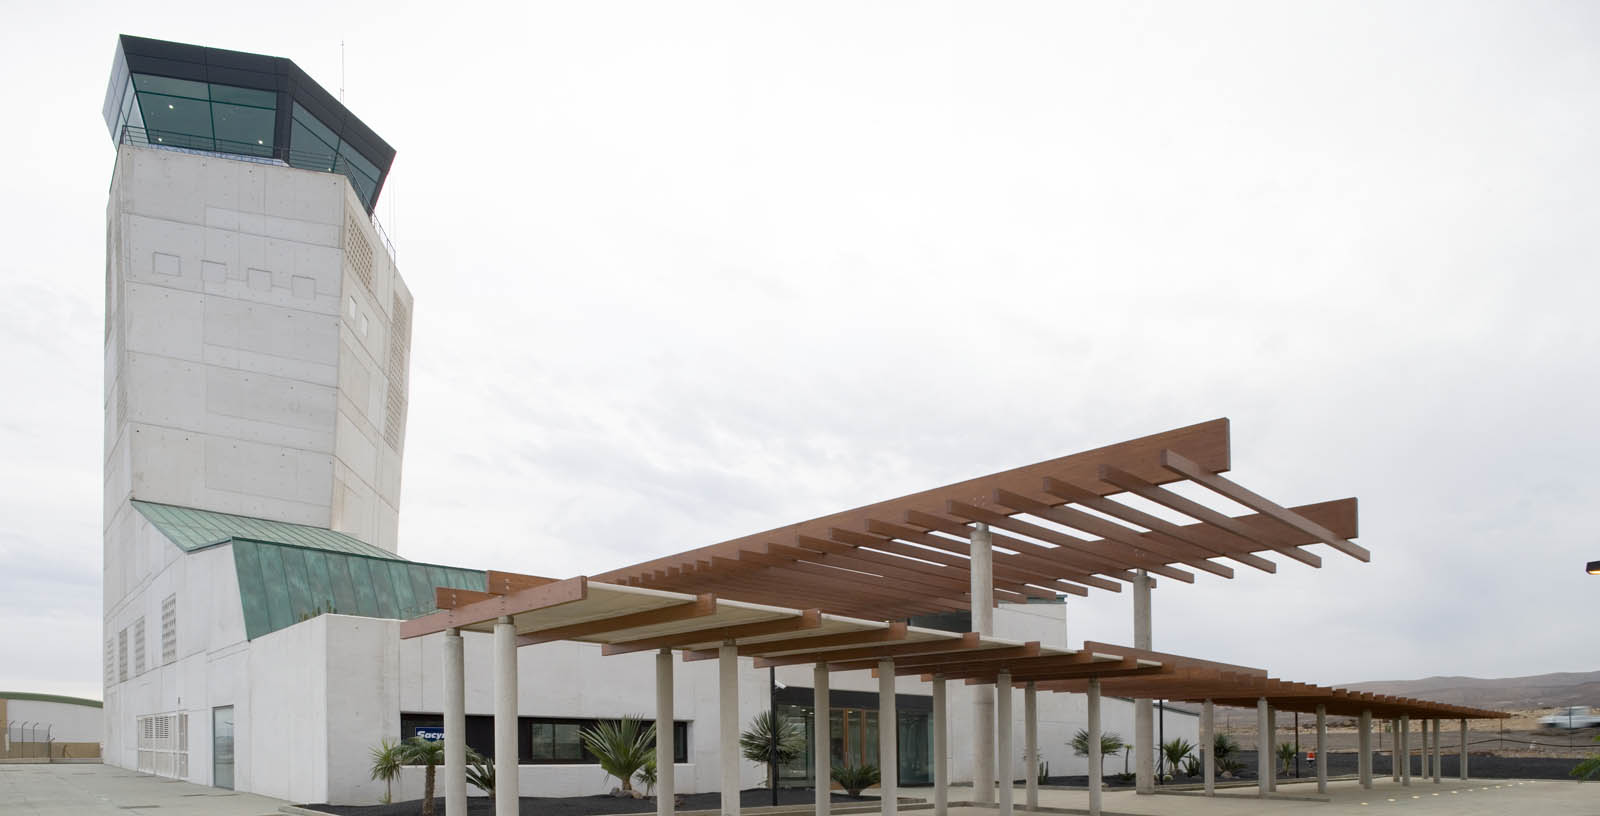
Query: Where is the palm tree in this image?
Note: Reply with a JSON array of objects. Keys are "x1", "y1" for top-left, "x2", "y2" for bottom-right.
[
  {"x1": 1161, "y1": 738, "x2": 1194, "y2": 781},
  {"x1": 396, "y1": 737, "x2": 446, "y2": 816},
  {"x1": 740, "y1": 710, "x2": 807, "y2": 787},
  {"x1": 580, "y1": 715, "x2": 657, "y2": 793},
  {"x1": 465, "y1": 748, "x2": 494, "y2": 797},
  {"x1": 1070, "y1": 728, "x2": 1125, "y2": 776},
  {"x1": 370, "y1": 738, "x2": 403, "y2": 804}
]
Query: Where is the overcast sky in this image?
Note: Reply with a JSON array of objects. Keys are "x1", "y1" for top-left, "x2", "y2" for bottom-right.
[{"x1": 2, "y1": 2, "x2": 1597, "y2": 702}]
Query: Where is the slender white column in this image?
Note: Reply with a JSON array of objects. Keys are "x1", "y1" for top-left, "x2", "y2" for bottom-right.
[
  {"x1": 1023, "y1": 682, "x2": 1038, "y2": 812},
  {"x1": 1086, "y1": 679, "x2": 1102, "y2": 816},
  {"x1": 932, "y1": 676, "x2": 948, "y2": 816},
  {"x1": 1400, "y1": 715, "x2": 1410, "y2": 786},
  {"x1": 1432, "y1": 719, "x2": 1441, "y2": 782},
  {"x1": 657, "y1": 650, "x2": 676, "y2": 816},
  {"x1": 996, "y1": 670, "x2": 1013, "y2": 816},
  {"x1": 1201, "y1": 699, "x2": 1215, "y2": 796},
  {"x1": 814, "y1": 663, "x2": 830, "y2": 816},
  {"x1": 1458, "y1": 719, "x2": 1468, "y2": 780},
  {"x1": 493, "y1": 617, "x2": 519, "y2": 816},
  {"x1": 971, "y1": 524, "x2": 995, "y2": 804},
  {"x1": 1266, "y1": 706, "x2": 1277, "y2": 792},
  {"x1": 1255, "y1": 698, "x2": 1270, "y2": 799},
  {"x1": 720, "y1": 644, "x2": 740, "y2": 816},
  {"x1": 1132, "y1": 570, "x2": 1153, "y2": 795},
  {"x1": 1357, "y1": 710, "x2": 1372, "y2": 790},
  {"x1": 1315, "y1": 705, "x2": 1327, "y2": 794},
  {"x1": 444, "y1": 629, "x2": 467, "y2": 816},
  {"x1": 879, "y1": 659, "x2": 897, "y2": 816},
  {"x1": 1390, "y1": 721, "x2": 1400, "y2": 783}
]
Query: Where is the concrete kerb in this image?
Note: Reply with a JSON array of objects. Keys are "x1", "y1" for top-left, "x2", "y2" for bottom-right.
[{"x1": 281, "y1": 798, "x2": 934, "y2": 816}]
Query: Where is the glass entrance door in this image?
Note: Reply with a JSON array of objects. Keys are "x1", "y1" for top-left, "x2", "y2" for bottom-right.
[{"x1": 212, "y1": 706, "x2": 234, "y2": 790}]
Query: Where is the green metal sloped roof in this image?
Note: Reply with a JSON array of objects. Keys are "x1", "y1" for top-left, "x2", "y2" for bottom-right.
[
  {"x1": 0, "y1": 692, "x2": 103, "y2": 708},
  {"x1": 131, "y1": 500, "x2": 487, "y2": 640},
  {"x1": 132, "y1": 500, "x2": 398, "y2": 558},
  {"x1": 232, "y1": 540, "x2": 486, "y2": 640}
]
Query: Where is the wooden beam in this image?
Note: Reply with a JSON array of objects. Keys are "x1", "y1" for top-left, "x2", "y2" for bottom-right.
[
  {"x1": 600, "y1": 609, "x2": 824, "y2": 656},
  {"x1": 1040, "y1": 477, "x2": 1279, "y2": 573},
  {"x1": 904, "y1": 510, "x2": 1138, "y2": 588},
  {"x1": 945, "y1": 500, "x2": 1198, "y2": 583},
  {"x1": 1159, "y1": 449, "x2": 1369, "y2": 562},
  {"x1": 485, "y1": 570, "x2": 562, "y2": 594},
  {"x1": 752, "y1": 632, "x2": 983, "y2": 668},
  {"x1": 1097, "y1": 465, "x2": 1323, "y2": 568},
  {"x1": 861, "y1": 519, "x2": 1094, "y2": 597},
  {"x1": 401, "y1": 576, "x2": 588, "y2": 639},
  {"x1": 691, "y1": 621, "x2": 911, "y2": 661},
  {"x1": 518, "y1": 594, "x2": 718, "y2": 645},
  {"x1": 434, "y1": 587, "x2": 499, "y2": 609},
  {"x1": 992, "y1": 488, "x2": 1234, "y2": 579}
]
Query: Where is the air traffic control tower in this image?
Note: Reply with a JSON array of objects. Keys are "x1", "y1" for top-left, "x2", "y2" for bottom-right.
[{"x1": 101, "y1": 36, "x2": 454, "y2": 792}]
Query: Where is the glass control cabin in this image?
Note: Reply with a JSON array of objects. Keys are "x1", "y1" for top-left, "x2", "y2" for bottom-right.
[{"x1": 102, "y1": 35, "x2": 395, "y2": 213}]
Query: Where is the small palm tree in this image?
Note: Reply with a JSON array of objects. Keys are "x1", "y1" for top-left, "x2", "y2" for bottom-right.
[
  {"x1": 740, "y1": 710, "x2": 806, "y2": 786},
  {"x1": 1276, "y1": 742, "x2": 1296, "y2": 776},
  {"x1": 636, "y1": 755, "x2": 658, "y2": 795},
  {"x1": 580, "y1": 715, "x2": 657, "y2": 793},
  {"x1": 831, "y1": 762, "x2": 881, "y2": 797},
  {"x1": 465, "y1": 748, "x2": 494, "y2": 797},
  {"x1": 370, "y1": 738, "x2": 403, "y2": 804},
  {"x1": 1070, "y1": 728, "x2": 1125, "y2": 775},
  {"x1": 1161, "y1": 738, "x2": 1195, "y2": 780},
  {"x1": 396, "y1": 737, "x2": 446, "y2": 816}
]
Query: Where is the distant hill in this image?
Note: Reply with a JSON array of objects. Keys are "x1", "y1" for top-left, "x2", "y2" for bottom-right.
[{"x1": 1344, "y1": 670, "x2": 1600, "y2": 710}]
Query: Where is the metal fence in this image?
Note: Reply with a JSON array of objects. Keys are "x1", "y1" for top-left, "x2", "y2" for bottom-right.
[{"x1": 3, "y1": 720, "x2": 52, "y2": 760}]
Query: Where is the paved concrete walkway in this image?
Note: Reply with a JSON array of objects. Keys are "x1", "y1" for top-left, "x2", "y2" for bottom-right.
[
  {"x1": 940, "y1": 778, "x2": 1597, "y2": 815},
  {"x1": 0, "y1": 764, "x2": 288, "y2": 815}
]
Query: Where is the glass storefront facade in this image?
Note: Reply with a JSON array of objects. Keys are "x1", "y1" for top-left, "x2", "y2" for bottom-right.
[{"x1": 773, "y1": 688, "x2": 933, "y2": 788}]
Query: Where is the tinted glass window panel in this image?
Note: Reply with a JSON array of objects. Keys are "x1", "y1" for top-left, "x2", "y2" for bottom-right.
[
  {"x1": 292, "y1": 103, "x2": 340, "y2": 148},
  {"x1": 553, "y1": 723, "x2": 583, "y2": 761},
  {"x1": 529, "y1": 722, "x2": 555, "y2": 761},
  {"x1": 290, "y1": 120, "x2": 338, "y2": 171},
  {"x1": 209, "y1": 83, "x2": 276, "y2": 109},
  {"x1": 212, "y1": 103, "x2": 275, "y2": 157},
  {"x1": 133, "y1": 74, "x2": 209, "y2": 101},
  {"x1": 137, "y1": 93, "x2": 214, "y2": 149}
]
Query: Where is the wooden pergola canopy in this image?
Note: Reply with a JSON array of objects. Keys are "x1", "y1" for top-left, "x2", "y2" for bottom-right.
[
  {"x1": 400, "y1": 575, "x2": 1508, "y2": 722},
  {"x1": 593, "y1": 418, "x2": 1365, "y2": 619}
]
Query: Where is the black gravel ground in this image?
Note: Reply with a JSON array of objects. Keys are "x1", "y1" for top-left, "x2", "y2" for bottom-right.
[
  {"x1": 308, "y1": 787, "x2": 875, "y2": 816},
  {"x1": 1042, "y1": 750, "x2": 1587, "y2": 787}
]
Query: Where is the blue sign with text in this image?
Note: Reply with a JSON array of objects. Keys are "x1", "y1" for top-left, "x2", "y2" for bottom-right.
[{"x1": 414, "y1": 727, "x2": 445, "y2": 742}]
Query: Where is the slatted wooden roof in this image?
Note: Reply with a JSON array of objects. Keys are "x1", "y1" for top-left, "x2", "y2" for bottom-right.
[
  {"x1": 593, "y1": 419, "x2": 1364, "y2": 619},
  {"x1": 400, "y1": 575, "x2": 1505, "y2": 720}
]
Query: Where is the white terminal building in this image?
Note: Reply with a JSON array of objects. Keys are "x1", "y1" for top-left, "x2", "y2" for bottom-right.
[{"x1": 100, "y1": 35, "x2": 1194, "y2": 805}]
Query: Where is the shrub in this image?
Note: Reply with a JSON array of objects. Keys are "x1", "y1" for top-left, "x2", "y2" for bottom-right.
[
  {"x1": 1571, "y1": 735, "x2": 1600, "y2": 781},
  {"x1": 740, "y1": 710, "x2": 806, "y2": 786},
  {"x1": 1276, "y1": 742, "x2": 1296, "y2": 775},
  {"x1": 1161, "y1": 738, "x2": 1195, "y2": 777},
  {"x1": 1070, "y1": 728, "x2": 1125, "y2": 775},
  {"x1": 580, "y1": 715, "x2": 657, "y2": 793},
  {"x1": 831, "y1": 762, "x2": 881, "y2": 797},
  {"x1": 465, "y1": 748, "x2": 494, "y2": 797},
  {"x1": 1180, "y1": 755, "x2": 1201, "y2": 778},
  {"x1": 636, "y1": 755, "x2": 658, "y2": 795}
]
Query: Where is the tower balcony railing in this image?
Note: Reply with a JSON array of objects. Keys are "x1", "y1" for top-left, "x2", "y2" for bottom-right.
[{"x1": 115, "y1": 124, "x2": 397, "y2": 260}]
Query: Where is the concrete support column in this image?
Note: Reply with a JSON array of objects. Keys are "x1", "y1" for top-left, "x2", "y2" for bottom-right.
[
  {"x1": 444, "y1": 628, "x2": 467, "y2": 816},
  {"x1": 720, "y1": 644, "x2": 740, "y2": 816},
  {"x1": 1132, "y1": 569, "x2": 1153, "y2": 795},
  {"x1": 1266, "y1": 706, "x2": 1277, "y2": 792},
  {"x1": 1431, "y1": 719, "x2": 1441, "y2": 782},
  {"x1": 932, "y1": 676, "x2": 948, "y2": 816},
  {"x1": 657, "y1": 650, "x2": 676, "y2": 816},
  {"x1": 996, "y1": 670, "x2": 1013, "y2": 816},
  {"x1": 1391, "y1": 720, "x2": 1400, "y2": 783},
  {"x1": 1086, "y1": 679, "x2": 1103, "y2": 816},
  {"x1": 814, "y1": 664, "x2": 830, "y2": 816},
  {"x1": 971, "y1": 524, "x2": 995, "y2": 804},
  {"x1": 1024, "y1": 682, "x2": 1038, "y2": 812},
  {"x1": 1357, "y1": 710, "x2": 1372, "y2": 789},
  {"x1": 1315, "y1": 705, "x2": 1328, "y2": 795},
  {"x1": 493, "y1": 617, "x2": 519, "y2": 816},
  {"x1": 1399, "y1": 715, "x2": 1410, "y2": 786},
  {"x1": 1200, "y1": 699, "x2": 1215, "y2": 796},
  {"x1": 1458, "y1": 719, "x2": 1468, "y2": 780},
  {"x1": 879, "y1": 659, "x2": 898, "y2": 816},
  {"x1": 1255, "y1": 699, "x2": 1270, "y2": 799}
]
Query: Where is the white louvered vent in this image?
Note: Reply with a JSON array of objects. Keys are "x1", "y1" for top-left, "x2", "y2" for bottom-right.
[
  {"x1": 118, "y1": 628, "x2": 128, "y2": 683},
  {"x1": 346, "y1": 211, "x2": 374, "y2": 292},
  {"x1": 133, "y1": 617, "x2": 146, "y2": 675},
  {"x1": 383, "y1": 291, "x2": 412, "y2": 451},
  {"x1": 136, "y1": 713, "x2": 188, "y2": 779},
  {"x1": 161, "y1": 594, "x2": 177, "y2": 664},
  {"x1": 105, "y1": 638, "x2": 115, "y2": 687}
]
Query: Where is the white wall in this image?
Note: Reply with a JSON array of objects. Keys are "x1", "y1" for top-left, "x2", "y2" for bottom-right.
[{"x1": 5, "y1": 700, "x2": 103, "y2": 743}]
